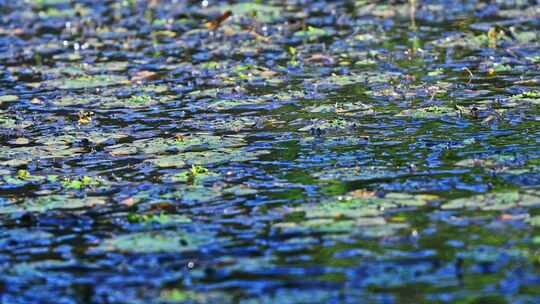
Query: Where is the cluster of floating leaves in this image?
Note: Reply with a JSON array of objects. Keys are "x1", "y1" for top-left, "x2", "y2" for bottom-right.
[{"x1": 0, "y1": 0, "x2": 540, "y2": 303}]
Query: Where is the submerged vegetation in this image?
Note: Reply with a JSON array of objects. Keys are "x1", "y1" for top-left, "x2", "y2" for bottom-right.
[{"x1": 0, "y1": 0, "x2": 540, "y2": 303}]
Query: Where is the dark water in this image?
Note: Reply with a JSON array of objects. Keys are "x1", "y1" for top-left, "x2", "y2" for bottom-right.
[{"x1": 1, "y1": 0, "x2": 540, "y2": 303}]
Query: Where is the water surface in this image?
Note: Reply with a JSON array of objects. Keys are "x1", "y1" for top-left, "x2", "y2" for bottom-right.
[{"x1": 0, "y1": 0, "x2": 540, "y2": 303}]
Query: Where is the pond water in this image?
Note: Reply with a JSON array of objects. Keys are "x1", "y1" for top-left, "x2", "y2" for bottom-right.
[{"x1": 1, "y1": 0, "x2": 540, "y2": 303}]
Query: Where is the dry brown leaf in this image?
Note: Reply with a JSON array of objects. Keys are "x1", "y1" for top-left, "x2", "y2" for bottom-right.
[
  {"x1": 350, "y1": 189, "x2": 377, "y2": 198},
  {"x1": 131, "y1": 70, "x2": 158, "y2": 83},
  {"x1": 206, "y1": 10, "x2": 232, "y2": 31},
  {"x1": 31, "y1": 98, "x2": 43, "y2": 104},
  {"x1": 307, "y1": 53, "x2": 335, "y2": 65},
  {"x1": 149, "y1": 202, "x2": 175, "y2": 211},
  {"x1": 0, "y1": 28, "x2": 24, "y2": 35},
  {"x1": 120, "y1": 197, "x2": 136, "y2": 207}
]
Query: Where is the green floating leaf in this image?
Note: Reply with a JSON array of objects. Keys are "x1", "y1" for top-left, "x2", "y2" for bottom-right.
[
  {"x1": 459, "y1": 246, "x2": 524, "y2": 263},
  {"x1": 526, "y1": 215, "x2": 540, "y2": 227},
  {"x1": 61, "y1": 175, "x2": 103, "y2": 189},
  {"x1": 306, "y1": 101, "x2": 372, "y2": 114},
  {"x1": 127, "y1": 212, "x2": 191, "y2": 225},
  {"x1": 96, "y1": 230, "x2": 213, "y2": 253},
  {"x1": 16, "y1": 169, "x2": 32, "y2": 180},
  {"x1": 185, "y1": 116, "x2": 259, "y2": 132},
  {"x1": 164, "y1": 165, "x2": 223, "y2": 184},
  {"x1": 107, "y1": 134, "x2": 244, "y2": 157},
  {"x1": 301, "y1": 193, "x2": 436, "y2": 219},
  {"x1": 39, "y1": 7, "x2": 76, "y2": 17},
  {"x1": 224, "y1": 185, "x2": 258, "y2": 196},
  {"x1": 515, "y1": 91, "x2": 540, "y2": 98},
  {"x1": 276, "y1": 192, "x2": 437, "y2": 238},
  {"x1": 218, "y1": 3, "x2": 281, "y2": 23},
  {"x1": 511, "y1": 91, "x2": 540, "y2": 105},
  {"x1": 298, "y1": 118, "x2": 357, "y2": 132},
  {"x1": 0, "y1": 130, "x2": 125, "y2": 167},
  {"x1": 127, "y1": 94, "x2": 152, "y2": 104},
  {"x1": 150, "y1": 155, "x2": 187, "y2": 168},
  {"x1": 203, "y1": 98, "x2": 268, "y2": 111},
  {"x1": 489, "y1": 62, "x2": 512, "y2": 72},
  {"x1": 163, "y1": 185, "x2": 222, "y2": 204},
  {"x1": 53, "y1": 84, "x2": 171, "y2": 107},
  {"x1": 314, "y1": 166, "x2": 401, "y2": 182},
  {"x1": 443, "y1": 190, "x2": 540, "y2": 211},
  {"x1": 160, "y1": 289, "x2": 229, "y2": 303},
  {"x1": 427, "y1": 68, "x2": 444, "y2": 77},
  {"x1": 148, "y1": 148, "x2": 268, "y2": 168},
  {"x1": 294, "y1": 26, "x2": 329, "y2": 39},
  {"x1": 354, "y1": 58, "x2": 377, "y2": 66},
  {"x1": 0, "y1": 95, "x2": 19, "y2": 103},
  {"x1": 0, "y1": 113, "x2": 17, "y2": 129},
  {"x1": 160, "y1": 290, "x2": 196, "y2": 303},
  {"x1": 396, "y1": 106, "x2": 457, "y2": 119},
  {"x1": 31, "y1": 0, "x2": 70, "y2": 5},
  {"x1": 241, "y1": 289, "x2": 338, "y2": 304},
  {"x1": 0, "y1": 195, "x2": 106, "y2": 214},
  {"x1": 9, "y1": 260, "x2": 72, "y2": 278},
  {"x1": 430, "y1": 33, "x2": 488, "y2": 49},
  {"x1": 455, "y1": 153, "x2": 520, "y2": 168},
  {"x1": 45, "y1": 74, "x2": 128, "y2": 89}
]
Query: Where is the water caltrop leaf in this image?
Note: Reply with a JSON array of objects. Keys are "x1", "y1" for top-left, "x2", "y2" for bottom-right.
[
  {"x1": 301, "y1": 192, "x2": 436, "y2": 219},
  {"x1": 526, "y1": 215, "x2": 540, "y2": 227},
  {"x1": 148, "y1": 148, "x2": 268, "y2": 168},
  {"x1": 314, "y1": 166, "x2": 402, "y2": 182},
  {"x1": 218, "y1": 3, "x2": 281, "y2": 23},
  {"x1": 95, "y1": 230, "x2": 213, "y2": 253},
  {"x1": 163, "y1": 185, "x2": 222, "y2": 204},
  {"x1": 0, "y1": 95, "x2": 19, "y2": 103},
  {"x1": 442, "y1": 190, "x2": 540, "y2": 211},
  {"x1": 106, "y1": 134, "x2": 245, "y2": 156},
  {"x1": 275, "y1": 192, "x2": 436, "y2": 237},
  {"x1": 0, "y1": 195, "x2": 106, "y2": 214},
  {"x1": 294, "y1": 26, "x2": 329, "y2": 39},
  {"x1": 127, "y1": 213, "x2": 192, "y2": 226},
  {"x1": 396, "y1": 106, "x2": 457, "y2": 119},
  {"x1": 45, "y1": 74, "x2": 128, "y2": 89}
]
